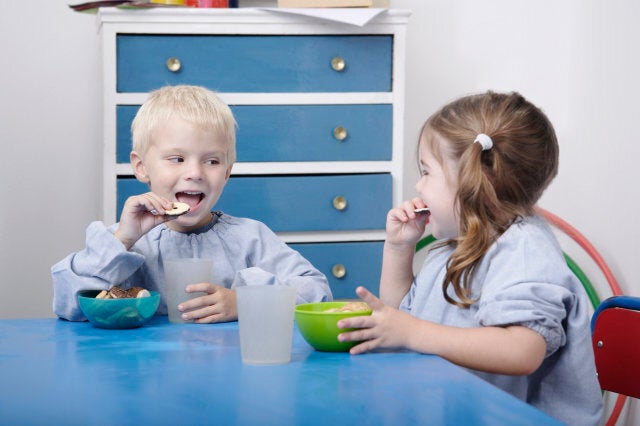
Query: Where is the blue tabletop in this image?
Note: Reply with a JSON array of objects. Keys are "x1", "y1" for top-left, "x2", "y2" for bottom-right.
[{"x1": 0, "y1": 317, "x2": 562, "y2": 425}]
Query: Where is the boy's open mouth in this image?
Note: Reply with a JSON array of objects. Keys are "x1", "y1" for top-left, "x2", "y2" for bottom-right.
[{"x1": 175, "y1": 191, "x2": 204, "y2": 210}]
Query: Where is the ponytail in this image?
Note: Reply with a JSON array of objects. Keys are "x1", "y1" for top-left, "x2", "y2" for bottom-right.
[{"x1": 424, "y1": 91, "x2": 558, "y2": 308}]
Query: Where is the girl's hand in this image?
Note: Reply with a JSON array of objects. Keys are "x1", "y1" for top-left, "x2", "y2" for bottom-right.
[
  {"x1": 114, "y1": 192, "x2": 175, "y2": 250},
  {"x1": 385, "y1": 197, "x2": 430, "y2": 248},
  {"x1": 337, "y1": 286, "x2": 419, "y2": 355},
  {"x1": 178, "y1": 283, "x2": 237, "y2": 323}
]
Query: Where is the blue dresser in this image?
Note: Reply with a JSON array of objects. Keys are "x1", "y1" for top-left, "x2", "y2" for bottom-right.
[{"x1": 99, "y1": 8, "x2": 410, "y2": 299}]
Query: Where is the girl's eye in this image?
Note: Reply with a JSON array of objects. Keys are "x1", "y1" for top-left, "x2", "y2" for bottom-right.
[
  {"x1": 168, "y1": 156, "x2": 184, "y2": 163},
  {"x1": 420, "y1": 169, "x2": 429, "y2": 176}
]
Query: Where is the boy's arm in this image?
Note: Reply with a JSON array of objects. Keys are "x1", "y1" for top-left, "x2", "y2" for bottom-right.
[
  {"x1": 51, "y1": 222, "x2": 145, "y2": 321},
  {"x1": 234, "y1": 222, "x2": 332, "y2": 303}
]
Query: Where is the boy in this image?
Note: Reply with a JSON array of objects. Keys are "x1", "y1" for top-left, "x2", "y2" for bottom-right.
[{"x1": 52, "y1": 85, "x2": 331, "y2": 322}]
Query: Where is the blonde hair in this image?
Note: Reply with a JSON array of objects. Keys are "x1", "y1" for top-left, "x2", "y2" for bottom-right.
[
  {"x1": 131, "y1": 85, "x2": 237, "y2": 164},
  {"x1": 422, "y1": 91, "x2": 559, "y2": 308}
]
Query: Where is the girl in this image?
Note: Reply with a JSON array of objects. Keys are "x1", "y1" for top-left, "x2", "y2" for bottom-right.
[{"x1": 337, "y1": 92, "x2": 603, "y2": 425}]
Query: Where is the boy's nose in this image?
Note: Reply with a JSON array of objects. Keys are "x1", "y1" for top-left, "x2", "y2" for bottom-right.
[{"x1": 185, "y1": 162, "x2": 204, "y2": 180}]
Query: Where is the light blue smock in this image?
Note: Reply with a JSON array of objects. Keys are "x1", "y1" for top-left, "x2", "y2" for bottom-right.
[
  {"x1": 52, "y1": 213, "x2": 332, "y2": 321},
  {"x1": 400, "y1": 215, "x2": 603, "y2": 426}
]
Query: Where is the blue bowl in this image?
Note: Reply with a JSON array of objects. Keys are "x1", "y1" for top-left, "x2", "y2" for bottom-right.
[{"x1": 78, "y1": 290, "x2": 160, "y2": 329}]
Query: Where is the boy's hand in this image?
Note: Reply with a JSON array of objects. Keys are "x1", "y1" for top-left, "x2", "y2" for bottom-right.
[
  {"x1": 178, "y1": 284, "x2": 237, "y2": 323},
  {"x1": 385, "y1": 197, "x2": 430, "y2": 248},
  {"x1": 337, "y1": 286, "x2": 418, "y2": 354},
  {"x1": 114, "y1": 192, "x2": 175, "y2": 250}
]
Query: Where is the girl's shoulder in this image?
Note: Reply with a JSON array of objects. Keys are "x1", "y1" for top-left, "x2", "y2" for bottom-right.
[
  {"x1": 496, "y1": 214, "x2": 560, "y2": 254},
  {"x1": 483, "y1": 214, "x2": 573, "y2": 288}
]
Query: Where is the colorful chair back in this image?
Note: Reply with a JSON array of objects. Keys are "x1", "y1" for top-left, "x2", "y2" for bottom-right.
[{"x1": 591, "y1": 296, "x2": 640, "y2": 399}]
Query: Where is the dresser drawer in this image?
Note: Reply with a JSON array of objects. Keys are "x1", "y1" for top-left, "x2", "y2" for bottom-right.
[
  {"x1": 116, "y1": 35, "x2": 392, "y2": 93},
  {"x1": 116, "y1": 104, "x2": 392, "y2": 163},
  {"x1": 289, "y1": 241, "x2": 383, "y2": 299},
  {"x1": 117, "y1": 173, "x2": 391, "y2": 231}
]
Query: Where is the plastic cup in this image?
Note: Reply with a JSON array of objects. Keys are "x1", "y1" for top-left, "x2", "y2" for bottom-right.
[
  {"x1": 163, "y1": 258, "x2": 213, "y2": 324},
  {"x1": 236, "y1": 285, "x2": 297, "y2": 365}
]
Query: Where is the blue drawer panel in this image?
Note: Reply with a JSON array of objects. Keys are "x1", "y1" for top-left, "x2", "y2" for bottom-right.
[
  {"x1": 117, "y1": 174, "x2": 391, "y2": 231},
  {"x1": 117, "y1": 35, "x2": 392, "y2": 93},
  {"x1": 234, "y1": 104, "x2": 392, "y2": 162},
  {"x1": 116, "y1": 104, "x2": 392, "y2": 163},
  {"x1": 116, "y1": 105, "x2": 138, "y2": 163},
  {"x1": 289, "y1": 241, "x2": 383, "y2": 299}
]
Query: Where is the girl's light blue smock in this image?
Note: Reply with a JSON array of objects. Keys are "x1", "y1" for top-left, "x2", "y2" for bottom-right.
[
  {"x1": 400, "y1": 215, "x2": 603, "y2": 426},
  {"x1": 52, "y1": 213, "x2": 332, "y2": 321}
]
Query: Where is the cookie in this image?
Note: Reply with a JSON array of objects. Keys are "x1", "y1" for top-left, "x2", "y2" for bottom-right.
[
  {"x1": 136, "y1": 289, "x2": 151, "y2": 298},
  {"x1": 97, "y1": 286, "x2": 151, "y2": 299},
  {"x1": 165, "y1": 202, "x2": 190, "y2": 216},
  {"x1": 325, "y1": 301, "x2": 370, "y2": 313},
  {"x1": 96, "y1": 290, "x2": 110, "y2": 299},
  {"x1": 414, "y1": 207, "x2": 430, "y2": 216},
  {"x1": 108, "y1": 286, "x2": 129, "y2": 299}
]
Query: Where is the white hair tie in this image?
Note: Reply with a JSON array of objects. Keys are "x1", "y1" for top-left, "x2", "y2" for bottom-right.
[{"x1": 474, "y1": 133, "x2": 493, "y2": 151}]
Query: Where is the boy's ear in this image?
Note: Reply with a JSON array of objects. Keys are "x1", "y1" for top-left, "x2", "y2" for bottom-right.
[
  {"x1": 131, "y1": 151, "x2": 150, "y2": 184},
  {"x1": 225, "y1": 163, "x2": 233, "y2": 181}
]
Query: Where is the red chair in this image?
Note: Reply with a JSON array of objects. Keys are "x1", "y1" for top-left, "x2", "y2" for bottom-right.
[{"x1": 591, "y1": 296, "x2": 640, "y2": 399}]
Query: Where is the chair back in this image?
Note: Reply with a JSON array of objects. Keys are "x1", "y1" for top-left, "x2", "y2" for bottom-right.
[{"x1": 591, "y1": 296, "x2": 640, "y2": 399}]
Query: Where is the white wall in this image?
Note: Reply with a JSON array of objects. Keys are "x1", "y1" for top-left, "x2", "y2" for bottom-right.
[{"x1": 1, "y1": 0, "x2": 638, "y2": 421}]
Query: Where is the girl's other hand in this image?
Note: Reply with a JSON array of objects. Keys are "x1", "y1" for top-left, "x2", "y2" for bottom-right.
[
  {"x1": 337, "y1": 286, "x2": 418, "y2": 355},
  {"x1": 114, "y1": 192, "x2": 175, "y2": 250},
  {"x1": 385, "y1": 197, "x2": 430, "y2": 248},
  {"x1": 178, "y1": 283, "x2": 237, "y2": 323}
]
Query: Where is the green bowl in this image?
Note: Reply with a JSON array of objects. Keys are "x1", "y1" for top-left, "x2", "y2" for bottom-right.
[
  {"x1": 295, "y1": 302, "x2": 372, "y2": 352},
  {"x1": 78, "y1": 290, "x2": 160, "y2": 329}
]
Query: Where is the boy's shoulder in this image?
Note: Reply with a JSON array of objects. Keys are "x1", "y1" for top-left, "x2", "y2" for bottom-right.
[{"x1": 215, "y1": 212, "x2": 276, "y2": 236}]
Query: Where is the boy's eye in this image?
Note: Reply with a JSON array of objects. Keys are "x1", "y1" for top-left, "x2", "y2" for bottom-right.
[
  {"x1": 205, "y1": 159, "x2": 221, "y2": 165},
  {"x1": 420, "y1": 169, "x2": 429, "y2": 176},
  {"x1": 168, "y1": 156, "x2": 184, "y2": 163}
]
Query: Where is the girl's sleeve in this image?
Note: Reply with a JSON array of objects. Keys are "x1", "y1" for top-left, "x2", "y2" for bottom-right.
[
  {"x1": 474, "y1": 249, "x2": 577, "y2": 357},
  {"x1": 51, "y1": 221, "x2": 146, "y2": 321}
]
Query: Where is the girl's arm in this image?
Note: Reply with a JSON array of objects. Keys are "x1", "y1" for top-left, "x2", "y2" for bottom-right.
[
  {"x1": 379, "y1": 199, "x2": 429, "y2": 307},
  {"x1": 338, "y1": 287, "x2": 546, "y2": 376},
  {"x1": 408, "y1": 319, "x2": 546, "y2": 375},
  {"x1": 379, "y1": 242, "x2": 415, "y2": 307}
]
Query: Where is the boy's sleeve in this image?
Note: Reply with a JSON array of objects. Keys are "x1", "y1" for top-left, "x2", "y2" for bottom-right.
[
  {"x1": 51, "y1": 221, "x2": 146, "y2": 321},
  {"x1": 230, "y1": 222, "x2": 333, "y2": 304}
]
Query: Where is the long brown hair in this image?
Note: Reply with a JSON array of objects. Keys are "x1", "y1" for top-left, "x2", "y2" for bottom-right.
[{"x1": 422, "y1": 91, "x2": 559, "y2": 308}]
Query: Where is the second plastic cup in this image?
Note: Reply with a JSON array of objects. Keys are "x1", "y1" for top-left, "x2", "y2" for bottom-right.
[
  {"x1": 236, "y1": 285, "x2": 297, "y2": 365},
  {"x1": 163, "y1": 258, "x2": 213, "y2": 324}
]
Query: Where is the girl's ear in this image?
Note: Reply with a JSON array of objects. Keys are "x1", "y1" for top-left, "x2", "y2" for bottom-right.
[{"x1": 130, "y1": 151, "x2": 150, "y2": 184}]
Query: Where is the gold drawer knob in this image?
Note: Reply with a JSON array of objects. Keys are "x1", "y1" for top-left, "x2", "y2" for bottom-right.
[
  {"x1": 166, "y1": 57, "x2": 182, "y2": 72},
  {"x1": 333, "y1": 126, "x2": 348, "y2": 141},
  {"x1": 332, "y1": 264, "x2": 346, "y2": 279},
  {"x1": 331, "y1": 56, "x2": 346, "y2": 72},
  {"x1": 332, "y1": 195, "x2": 347, "y2": 211}
]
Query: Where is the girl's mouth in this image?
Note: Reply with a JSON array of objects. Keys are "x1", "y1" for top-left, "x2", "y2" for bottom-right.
[{"x1": 175, "y1": 191, "x2": 205, "y2": 212}]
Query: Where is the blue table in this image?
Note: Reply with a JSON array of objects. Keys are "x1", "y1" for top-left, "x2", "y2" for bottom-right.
[{"x1": 0, "y1": 317, "x2": 562, "y2": 425}]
